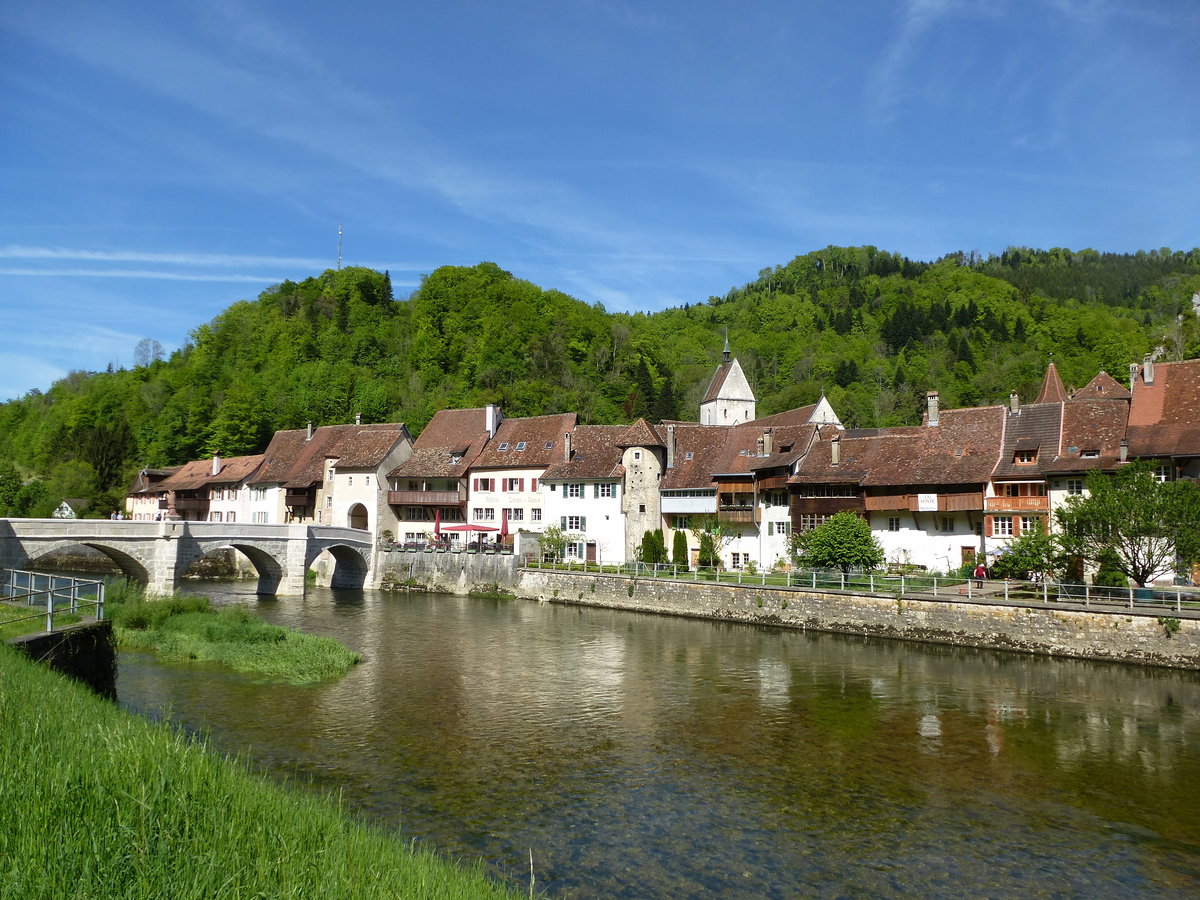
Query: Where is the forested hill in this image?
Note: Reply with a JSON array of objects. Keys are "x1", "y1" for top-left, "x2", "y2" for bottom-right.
[{"x1": 1, "y1": 246, "x2": 1198, "y2": 517}]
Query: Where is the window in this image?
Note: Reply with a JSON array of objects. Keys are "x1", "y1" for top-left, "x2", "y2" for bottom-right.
[
  {"x1": 994, "y1": 516, "x2": 1013, "y2": 537},
  {"x1": 1066, "y1": 479, "x2": 1084, "y2": 495},
  {"x1": 566, "y1": 483, "x2": 583, "y2": 498},
  {"x1": 633, "y1": 450, "x2": 642, "y2": 460},
  {"x1": 799, "y1": 485, "x2": 856, "y2": 498},
  {"x1": 566, "y1": 542, "x2": 584, "y2": 559},
  {"x1": 326, "y1": 496, "x2": 333, "y2": 508},
  {"x1": 515, "y1": 442, "x2": 527, "y2": 452},
  {"x1": 531, "y1": 508, "x2": 542, "y2": 521},
  {"x1": 227, "y1": 512, "x2": 236, "y2": 523},
  {"x1": 562, "y1": 515, "x2": 586, "y2": 531},
  {"x1": 674, "y1": 515, "x2": 691, "y2": 530},
  {"x1": 941, "y1": 516, "x2": 955, "y2": 533},
  {"x1": 253, "y1": 511, "x2": 268, "y2": 524},
  {"x1": 1021, "y1": 516, "x2": 1039, "y2": 534},
  {"x1": 639, "y1": 504, "x2": 646, "y2": 513},
  {"x1": 544, "y1": 440, "x2": 554, "y2": 449},
  {"x1": 1015, "y1": 450, "x2": 1036, "y2": 464},
  {"x1": 685, "y1": 451, "x2": 694, "y2": 461},
  {"x1": 730, "y1": 553, "x2": 744, "y2": 570},
  {"x1": 596, "y1": 483, "x2": 615, "y2": 498},
  {"x1": 768, "y1": 521, "x2": 791, "y2": 536},
  {"x1": 475, "y1": 508, "x2": 496, "y2": 521},
  {"x1": 498, "y1": 442, "x2": 509, "y2": 451},
  {"x1": 1156, "y1": 464, "x2": 1174, "y2": 482},
  {"x1": 797, "y1": 514, "x2": 829, "y2": 532},
  {"x1": 404, "y1": 507, "x2": 428, "y2": 521},
  {"x1": 1080, "y1": 450, "x2": 1099, "y2": 459},
  {"x1": 473, "y1": 478, "x2": 494, "y2": 492},
  {"x1": 507, "y1": 507, "x2": 525, "y2": 521},
  {"x1": 210, "y1": 511, "x2": 222, "y2": 522},
  {"x1": 347, "y1": 476, "x2": 353, "y2": 486},
  {"x1": 365, "y1": 476, "x2": 370, "y2": 486},
  {"x1": 503, "y1": 478, "x2": 524, "y2": 492},
  {"x1": 887, "y1": 517, "x2": 901, "y2": 532}
]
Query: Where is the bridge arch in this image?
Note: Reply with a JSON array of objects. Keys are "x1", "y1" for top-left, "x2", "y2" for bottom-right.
[
  {"x1": 308, "y1": 542, "x2": 371, "y2": 590},
  {"x1": 25, "y1": 540, "x2": 151, "y2": 585}
]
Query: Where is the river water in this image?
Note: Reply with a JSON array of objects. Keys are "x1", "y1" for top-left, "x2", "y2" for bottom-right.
[{"x1": 115, "y1": 585, "x2": 1200, "y2": 898}]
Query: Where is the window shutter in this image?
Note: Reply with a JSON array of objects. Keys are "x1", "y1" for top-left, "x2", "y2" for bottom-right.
[
  {"x1": 520, "y1": 479, "x2": 525, "y2": 491},
  {"x1": 593, "y1": 484, "x2": 599, "y2": 499},
  {"x1": 532, "y1": 479, "x2": 538, "y2": 492},
  {"x1": 1013, "y1": 517, "x2": 1021, "y2": 537},
  {"x1": 580, "y1": 516, "x2": 587, "y2": 530},
  {"x1": 560, "y1": 516, "x2": 567, "y2": 529},
  {"x1": 501, "y1": 480, "x2": 507, "y2": 492},
  {"x1": 473, "y1": 478, "x2": 478, "y2": 491},
  {"x1": 984, "y1": 516, "x2": 993, "y2": 538}
]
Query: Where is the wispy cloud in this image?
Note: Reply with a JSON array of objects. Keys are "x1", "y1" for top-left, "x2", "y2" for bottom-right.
[
  {"x1": 0, "y1": 245, "x2": 325, "y2": 268},
  {"x1": 0, "y1": 268, "x2": 278, "y2": 283},
  {"x1": 865, "y1": 0, "x2": 961, "y2": 125}
]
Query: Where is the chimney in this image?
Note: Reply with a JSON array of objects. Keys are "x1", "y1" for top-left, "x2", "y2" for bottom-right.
[
  {"x1": 1129, "y1": 363, "x2": 1139, "y2": 393},
  {"x1": 1143, "y1": 353, "x2": 1155, "y2": 385},
  {"x1": 1010, "y1": 391, "x2": 1020, "y2": 414},
  {"x1": 355, "y1": 412, "x2": 362, "y2": 426},
  {"x1": 763, "y1": 428, "x2": 773, "y2": 456},
  {"x1": 926, "y1": 391, "x2": 940, "y2": 427},
  {"x1": 564, "y1": 431, "x2": 572, "y2": 462},
  {"x1": 756, "y1": 435, "x2": 765, "y2": 456},
  {"x1": 666, "y1": 424, "x2": 676, "y2": 468},
  {"x1": 1119, "y1": 439, "x2": 1128, "y2": 463},
  {"x1": 212, "y1": 453, "x2": 221, "y2": 476},
  {"x1": 831, "y1": 433, "x2": 841, "y2": 466},
  {"x1": 485, "y1": 404, "x2": 501, "y2": 439},
  {"x1": 306, "y1": 422, "x2": 314, "y2": 441}
]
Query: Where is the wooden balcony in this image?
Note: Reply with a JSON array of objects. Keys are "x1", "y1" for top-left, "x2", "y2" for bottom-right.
[
  {"x1": 791, "y1": 497, "x2": 865, "y2": 516},
  {"x1": 864, "y1": 492, "x2": 984, "y2": 512},
  {"x1": 285, "y1": 489, "x2": 314, "y2": 507},
  {"x1": 986, "y1": 495, "x2": 1049, "y2": 512},
  {"x1": 755, "y1": 474, "x2": 789, "y2": 491},
  {"x1": 717, "y1": 506, "x2": 760, "y2": 524},
  {"x1": 172, "y1": 497, "x2": 210, "y2": 513},
  {"x1": 387, "y1": 489, "x2": 465, "y2": 507}
]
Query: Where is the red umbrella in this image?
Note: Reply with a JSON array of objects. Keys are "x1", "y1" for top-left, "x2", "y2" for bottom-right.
[
  {"x1": 440, "y1": 524, "x2": 498, "y2": 532},
  {"x1": 434, "y1": 508, "x2": 442, "y2": 539},
  {"x1": 500, "y1": 508, "x2": 509, "y2": 539}
]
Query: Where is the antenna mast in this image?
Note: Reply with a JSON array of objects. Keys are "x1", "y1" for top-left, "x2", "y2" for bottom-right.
[{"x1": 337, "y1": 223, "x2": 343, "y2": 270}]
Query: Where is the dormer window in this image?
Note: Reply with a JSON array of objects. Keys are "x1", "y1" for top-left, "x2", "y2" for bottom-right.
[
  {"x1": 498, "y1": 442, "x2": 509, "y2": 451},
  {"x1": 515, "y1": 442, "x2": 527, "y2": 451},
  {"x1": 1080, "y1": 450, "x2": 1099, "y2": 459},
  {"x1": 544, "y1": 440, "x2": 554, "y2": 449},
  {"x1": 1015, "y1": 450, "x2": 1036, "y2": 464}
]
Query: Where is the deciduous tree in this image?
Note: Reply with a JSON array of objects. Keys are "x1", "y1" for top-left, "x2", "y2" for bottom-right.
[{"x1": 789, "y1": 511, "x2": 884, "y2": 574}]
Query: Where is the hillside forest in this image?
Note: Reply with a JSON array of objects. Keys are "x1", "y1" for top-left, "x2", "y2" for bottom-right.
[{"x1": 1, "y1": 245, "x2": 1198, "y2": 517}]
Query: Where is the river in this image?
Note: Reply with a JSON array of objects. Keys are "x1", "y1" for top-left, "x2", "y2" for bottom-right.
[{"x1": 115, "y1": 585, "x2": 1200, "y2": 898}]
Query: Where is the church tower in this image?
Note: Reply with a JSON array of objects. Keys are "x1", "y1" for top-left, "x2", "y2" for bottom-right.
[{"x1": 699, "y1": 335, "x2": 756, "y2": 425}]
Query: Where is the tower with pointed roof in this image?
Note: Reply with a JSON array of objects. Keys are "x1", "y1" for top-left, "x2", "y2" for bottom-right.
[{"x1": 700, "y1": 336, "x2": 756, "y2": 426}]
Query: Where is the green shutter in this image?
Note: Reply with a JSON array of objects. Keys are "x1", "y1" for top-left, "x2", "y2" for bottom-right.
[{"x1": 580, "y1": 516, "x2": 587, "y2": 530}]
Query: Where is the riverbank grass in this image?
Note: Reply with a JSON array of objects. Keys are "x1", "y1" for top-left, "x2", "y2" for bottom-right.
[
  {"x1": 0, "y1": 645, "x2": 519, "y2": 899},
  {"x1": 0, "y1": 602, "x2": 81, "y2": 640},
  {"x1": 110, "y1": 588, "x2": 361, "y2": 684}
]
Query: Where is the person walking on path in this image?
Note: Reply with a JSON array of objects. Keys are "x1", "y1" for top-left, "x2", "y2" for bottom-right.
[{"x1": 974, "y1": 563, "x2": 987, "y2": 589}]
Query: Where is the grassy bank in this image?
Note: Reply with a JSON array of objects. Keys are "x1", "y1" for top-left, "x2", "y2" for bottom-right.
[
  {"x1": 108, "y1": 584, "x2": 361, "y2": 684},
  {"x1": 0, "y1": 603, "x2": 81, "y2": 641},
  {"x1": 0, "y1": 646, "x2": 519, "y2": 899}
]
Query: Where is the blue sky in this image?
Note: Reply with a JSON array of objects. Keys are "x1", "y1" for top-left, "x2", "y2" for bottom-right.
[{"x1": 2, "y1": 0, "x2": 1197, "y2": 401}]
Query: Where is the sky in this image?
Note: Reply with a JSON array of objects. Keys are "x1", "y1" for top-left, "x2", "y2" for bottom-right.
[{"x1": 1, "y1": 0, "x2": 1197, "y2": 401}]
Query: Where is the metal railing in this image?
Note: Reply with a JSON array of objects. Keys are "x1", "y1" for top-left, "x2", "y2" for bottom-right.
[
  {"x1": 521, "y1": 558, "x2": 1199, "y2": 614},
  {"x1": 0, "y1": 569, "x2": 106, "y2": 634}
]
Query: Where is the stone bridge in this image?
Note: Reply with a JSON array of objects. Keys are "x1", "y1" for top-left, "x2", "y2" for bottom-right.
[{"x1": 0, "y1": 519, "x2": 375, "y2": 595}]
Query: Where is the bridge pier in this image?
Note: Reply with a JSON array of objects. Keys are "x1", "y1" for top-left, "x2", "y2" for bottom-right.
[{"x1": 148, "y1": 521, "x2": 185, "y2": 595}]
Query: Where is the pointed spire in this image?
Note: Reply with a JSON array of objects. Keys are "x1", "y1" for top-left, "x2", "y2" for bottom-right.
[
  {"x1": 1035, "y1": 360, "x2": 1067, "y2": 404},
  {"x1": 722, "y1": 329, "x2": 731, "y2": 362}
]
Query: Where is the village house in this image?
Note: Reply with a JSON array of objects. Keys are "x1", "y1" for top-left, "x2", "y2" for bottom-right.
[
  {"x1": 539, "y1": 424, "x2": 630, "y2": 562},
  {"x1": 386, "y1": 406, "x2": 497, "y2": 546}
]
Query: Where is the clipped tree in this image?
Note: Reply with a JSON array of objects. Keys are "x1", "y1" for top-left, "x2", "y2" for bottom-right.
[
  {"x1": 689, "y1": 515, "x2": 732, "y2": 570},
  {"x1": 789, "y1": 511, "x2": 884, "y2": 574},
  {"x1": 1056, "y1": 462, "x2": 1200, "y2": 587},
  {"x1": 639, "y1": 528, "x2": 668, "y2": 565},
  {"x1": 672, "y1": 529, "x2": 689, "y2": 570}
]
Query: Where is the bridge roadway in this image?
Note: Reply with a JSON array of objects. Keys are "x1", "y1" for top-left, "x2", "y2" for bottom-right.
[{"x1": 0, "y1": 519, "x2": 375, "y2": 596}]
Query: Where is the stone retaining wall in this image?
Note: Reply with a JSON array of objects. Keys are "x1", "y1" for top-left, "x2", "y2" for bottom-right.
[
  {"x1": 374, "y1": 550, "x2": 521, "y2": 594},
  {"x1": 516, "y1": 571, "x2": 1200, "y2": 669}
]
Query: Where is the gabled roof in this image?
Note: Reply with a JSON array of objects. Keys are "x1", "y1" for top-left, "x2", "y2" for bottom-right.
[
  {"x1": 254, "y1": 423, "x2": 409, "y2": 488},
  {"x1": 749, "y1": 404, "x2": 817, "y2": 428},
  {"x1": 1035, "y1": 362, "x2": 1068, "y2": 404},
  {"x1": 471, "y1": 413, "x2": 578, "y2": 469},
  {"x1": 1046, "y1": 398, "x2": 1129, "y2": 474},
  {"x1": 157, "y1": 454, "x2": 265, "y2": 492},
  {"x1": 660, "y1": 425, "x2": 737, "y2": 490},
  {"x1": 540, "y1": 425, "x2": 627, "y2": 481},
  {"x1": 126, "y1": 466, "x2": 182, "y2": 496},
  {"x1": 1127, "y1": 359, "x2": 1200, "y2": 458},
  {"x1": 389, "y1": 408, "x2": 490, "y2": 479},
  {"x1": 992, "y1": 402, "x2": 1062, "y2": 479},
  {"x1": 616, "y1": 418, "x2": 664, "y2": 448},
  {"x1": 1072, "y1": 370, "x2": 1131, "y2": 401}
]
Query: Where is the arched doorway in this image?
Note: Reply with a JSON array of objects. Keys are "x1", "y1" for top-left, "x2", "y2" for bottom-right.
[{"x1": 347, "y1": 503, "x2": 369, "y2": 531}]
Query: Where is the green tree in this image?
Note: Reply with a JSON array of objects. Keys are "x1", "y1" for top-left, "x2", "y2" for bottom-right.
[
  {"x1": 0, "y1": 461, "x2": 20, "y2": 514},
  {"x1": 672, "y1": 529, "x2": 689, "y2": 569},
  {"x1": 990, "y1": 528, "x2": 1062, "y2": 580},
  {"x1": 539, "y1": 525, "x2": 568, "y2": 561},
  {"x1": 689, "y1": 515, "x2": 732, "y2": 569},
  {"x1": 789, "y1": 511, "x2": 884, "y2": 574},
  {"x1": 1055, "y1": 462, "x2": 1200, "y2": 587},
  {"x1": 639, "y1": 528, "x2": 667, "y2": 564}
]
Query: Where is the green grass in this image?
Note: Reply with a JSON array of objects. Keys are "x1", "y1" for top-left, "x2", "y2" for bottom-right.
[
  {"x1": 0, "y1": 603, "x2": 82, "y2": 640},
  {"x1": 110, "y1": 588, "x2": 362, "y2": 684},
  {"x1": 0, "y1": 645, "x2": 521, "y2": 900}
]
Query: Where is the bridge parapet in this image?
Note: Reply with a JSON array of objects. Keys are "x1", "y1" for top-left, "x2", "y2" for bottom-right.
[{"x1": 0, "y1": 519, "x2": 374, "y2": 596}]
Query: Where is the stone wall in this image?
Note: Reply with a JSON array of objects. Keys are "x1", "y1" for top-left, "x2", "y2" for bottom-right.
[
  {"x1": 374, "y1": 549, "x2": 522, "y2": 594},
  {"x1": 8, "y1": 620, "x2": 117, "y2": 699},
  {"x1": 516, "y1": 570, "x2": 1200, "y2": 669}
]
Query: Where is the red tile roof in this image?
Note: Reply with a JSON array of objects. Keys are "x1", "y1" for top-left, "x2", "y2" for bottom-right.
[
  {"x1": 389, "y1": 408, "x2": 491, "y2": 479},
  {"x1": 1073, "y1": 370, "x2": 1131, "y2": 401},
  {"x1": 541, "y1": 425, "x2": 628, "y2": 480},
  {"x1": 1127, "y1": 359, "x2": 1200, "y2": 457},
  {"x1": 616, "y1": 418, "x2": 664, "y2": 448},
  {"x1": 471, "y1": 413, "x2": 578, "y2": 469},
  {"x1": 157, "y1": 454, "x2": 264, "y2": 492},
  {"x1": 1035, "y1": 362, "x2": 1068, "y2": 404},
  {"x1": 1047, "y1": 399, "x2": 1129, "y2": 473},
  {"x1": 254, "y1": 423, "x2": 409, "y2": 488}
]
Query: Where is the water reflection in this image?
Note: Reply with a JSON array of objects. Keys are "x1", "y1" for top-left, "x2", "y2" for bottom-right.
[{"x1": 116, "y1": 586, "x2": 1200, "y2": 898}]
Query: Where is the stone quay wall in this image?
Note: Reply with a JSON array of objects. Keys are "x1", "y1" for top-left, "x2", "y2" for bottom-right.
[
  {"x1": 8, "y1": 620, "x2": 117, "y2": 699},
  {"x1": 374, "y1": 549, "x2": 521, "y2": 594},
  {"x1": 515, "y1": 570, "x2": 1200, "y2": 670}
]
